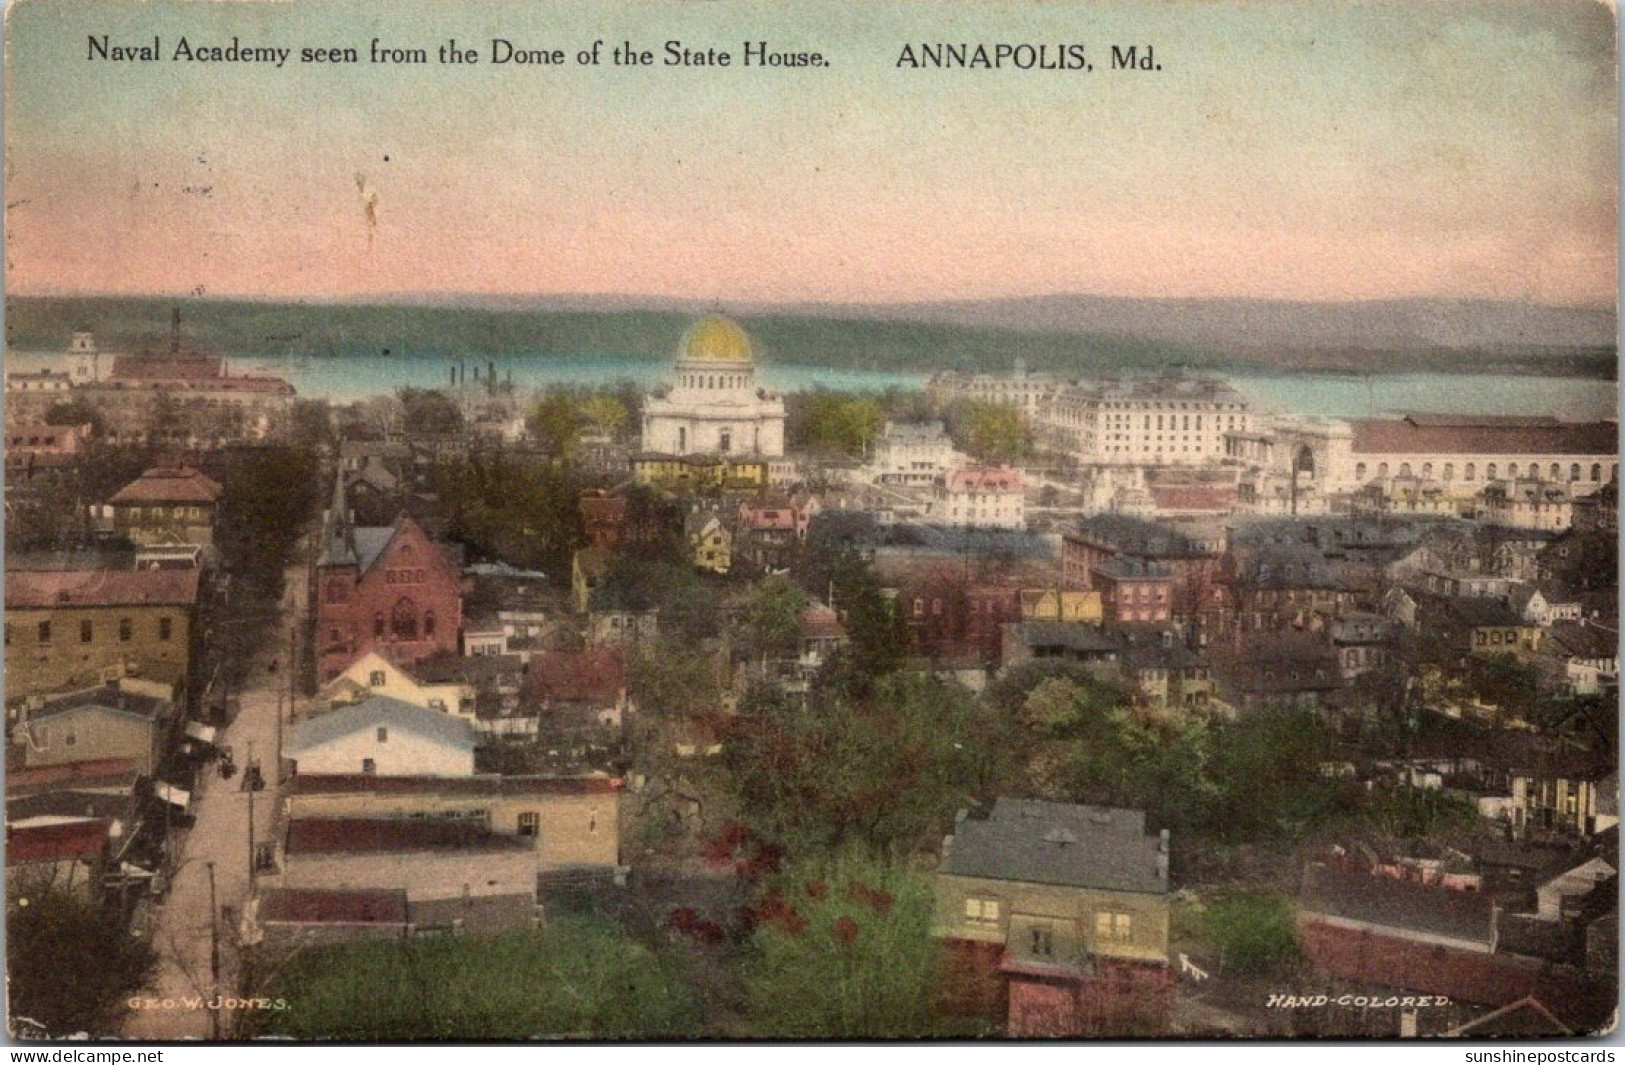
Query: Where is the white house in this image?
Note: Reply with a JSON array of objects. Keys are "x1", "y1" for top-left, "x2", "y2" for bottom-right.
[
  {"x1": 316, "y1": 652, "x2": 475, "y2": 721},
  {"x1": 927, "y1": 466, "x2": 1025, "y2": 529},
  {"x1": 288, "y1": 696, "x2": 477, "y2": 777}
]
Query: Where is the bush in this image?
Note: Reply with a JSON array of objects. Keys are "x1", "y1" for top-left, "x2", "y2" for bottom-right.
[{"x1": 1200, "y1": 891, "x2": 1301, "y2": 976}]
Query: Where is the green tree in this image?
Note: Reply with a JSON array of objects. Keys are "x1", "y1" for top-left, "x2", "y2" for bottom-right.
[
  {"x1": 1199, "y1": 891, "x2": 1301, "y2": 976},
  {"x1": 739, "y1": 849, "x2": 989, "y2": 1038},
  {"x1": 260, "y1": 919, "x2": 701, "y2": 1039},
  {"x1": 727, "y1": 673, "x2": 1004, "y2": 855},
  {"x1": 526, "y1": 391, "x2": 584, "y2": 458},
  {"x1": 948, "y1": 400, "x2": 1031, "y2": 463},
  {"x1": 434, "y1": 449, "x2": 583, "y2": 574},
  {"x1": 396, "y1": 387, "x2": 463, "y2": 435},
  {"x1": 792, "y1": 392, "x2": 884, "y2": 458},
  {"x1": 579, "y1": 393, "x2": 629, "y2": 439},
  {"x1": 739, "y1": 575, "x2": 810, "y2": 661},
  {"x1": 8, "y1": 888, "x2": 157, "y2": 1038}
]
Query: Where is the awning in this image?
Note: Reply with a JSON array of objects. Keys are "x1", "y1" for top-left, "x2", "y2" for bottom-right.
[
  {"x1": 184, "y1": 721, "x2": 218, "y2": 745},
  {"x1": 154, "y1": 782, "x2": 191, "y2": 808}
]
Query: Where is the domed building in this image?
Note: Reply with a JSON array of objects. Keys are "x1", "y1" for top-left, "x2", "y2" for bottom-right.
[{"x1": 641, "y1": 315, "x2": 786, "y2": 458}]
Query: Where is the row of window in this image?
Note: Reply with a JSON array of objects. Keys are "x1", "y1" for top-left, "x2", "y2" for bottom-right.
[
  {"x1": 962, "y1": 898, "x2": 1136, "y2": 942},
  {"x1": 1356, "y1": 460, "x2": 1614, "y2": 483},
  {"x1": 8, "y1": 616, "x2": 173, "y2": 646}
]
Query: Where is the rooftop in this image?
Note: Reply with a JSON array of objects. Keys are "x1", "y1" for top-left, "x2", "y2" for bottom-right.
[
  {"x1": 259, "y1": 887, "x2": 409, "y2": 925},
  {"x1": 941, "y1": 798, "x2": 1167, "y2": 895},
  {"x1": 1300, "y1": 862, "x2": 1494, "y2": 944},
  {"x1": 1350, "y1": 415, "x2": 1617, "y2": 457},
  {"x1": 109, "y1": 467, "x2": 223, "y2": 506},
  {"x1": 284, "y1": 817, "x2": 534, "y2": 856},
  {"x1": 7, "y1": 818, "x2": 110, "y2": 865},
  {"x1": 5, "y1": 567, "x2": 201, "y2": 610},
  {"x1": 289, "y1": 696, "x2": 476, "y2": 757},
  {"x1": 285, "y1": 774, "x2": 621, "y2": 797}
]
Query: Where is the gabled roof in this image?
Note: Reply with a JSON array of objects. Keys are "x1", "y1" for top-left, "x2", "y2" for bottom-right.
[
  {"x1": 1067, "y1": 513, "x2": 1208, "y2": 557},
  {"x1": 29, "y1": 686, "x2": 170, "y2": 723},
  {"x1": 6, "y1": 758, "x2": 141, "y2": 796},
  {"x1": 288, "y1": 696, "x2": 475, "y2": 757},
  {"x1": 526, "y1": 648, "x2": 627, "y2": 705},
  {"x1": 1349, "y1": 416, "x2": 1617, "y2": 457},
  {"x1": 941, "y1": 798, "x2": 1167, "y2": 895},
  {"x1": 1011, "y1": 621, "x2": 1120, "y2": 654},
  {"x1": 109, "y1": 467, "x2": 223, "y2": 505}
]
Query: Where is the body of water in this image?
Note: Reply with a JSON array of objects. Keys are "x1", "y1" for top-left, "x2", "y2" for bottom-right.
[{"x1": 10, "y1": 347, "x2": 1619, "y2": 421}]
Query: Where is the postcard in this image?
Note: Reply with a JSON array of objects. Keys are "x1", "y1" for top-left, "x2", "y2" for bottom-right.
[{"x1": 3, "y1": 0, "x2": 1618, "y2": 1044}]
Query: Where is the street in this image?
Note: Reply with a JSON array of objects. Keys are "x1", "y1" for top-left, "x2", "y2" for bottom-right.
[{"x1": 123, "y1": 558, "x2": 305, "y2": 1040}]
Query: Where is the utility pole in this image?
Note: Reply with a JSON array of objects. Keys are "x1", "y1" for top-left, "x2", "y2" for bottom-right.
[
  {"x1": 206, "y1": 861, "x2": 220, "y2": 1040},
  {"x1": 246, "y1": 740, "x2": 256, "y2": 890}
]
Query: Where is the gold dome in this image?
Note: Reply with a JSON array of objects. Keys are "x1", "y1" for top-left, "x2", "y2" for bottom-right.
[{"x1": 679, "y1": 315, "x2": 754, "y2": 364}]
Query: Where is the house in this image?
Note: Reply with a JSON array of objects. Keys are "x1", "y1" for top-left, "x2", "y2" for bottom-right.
[
  {"x1": 631, "y1": 452, "x2": 771, "y2": 494},
  {"x1": 1481, "y1": 480, "x2": 1575, "y2": 532},
  {"x1": 1019, "y1": 588, "x2": 1103, "y2": 625},
  {"x1": 796, "y1": 605, "x2": 849, "y2": 679},
  {"x1": 254, "y1": 887, "x2": 411, "y2": 946},
  {"x1": 263, "y1": 818, "x2": 540, "y2": 935},
  {"x1": 281, "y1": 773, "x2": 623, "y2": 883},
  {"x1": 415, "y1": 654, "x2": 532, "y2": 737},
  {"x1": 315, "y1": 475, "x2": 463, "y2": 681},
  {"x1": 1507, "y1": 755, "x2": 1617, "y2": 839},
  {"x1": 1061, "y1": 514, "x2": 1221, "y2": 618},
  {"x1": 870, "y1": 420, "x2": 959, "y2": 486},
  {"x1": 685, "y1": 507, "x2": 733, "y2": 574},
  {"x1": 1111, "y1": 626, "x2": 1212, "y2": 711},
  {"x1": 1220, "y1": 543, "x2": 1353, "y2": 637},
  {"x1": 736, "y1": 493, "x2": 819, "y2": 571},
  {"x1": 1330, "y1": 612, "x2": 1394, "y2": 680},
  {"x1": 316, "y1": 651, "x2": 475, "y2": 720},
  {"x1": 1418, "y1": 594, "x2": 1543, "y2": 661},
  {"x1": 1535, "y1": 620, "x2": 1618, "y2": 697},
  {"x1": 106, "y1": 467, "x2": 223, "y2": 549},
  {"x1": 1215, "y1": 634, "x2": 1342, "y2": 711},
  {"x1": 4, "y1": 567, "x2": 201, "y2": 707},
  {"x1": 525, "y1": 648, "x2": 632, "y2": 744},
  {"x1": 934, "y1": 799, "x2": 1173, "y2": 1036},
  {"x1": 288, "y1": 697, "x2": 477, "y2": 777},
  {"x1": 587, "y1": 579, "x2": 659, "y2": 646},
  {"x1": 1092, "y1": 559, "x2": 1174, "y2": 625},
  {"x1": 1000, "y1": 621, "x2": 1121, "y2": 673},
  {"x1": 927, "y1": 466, "x2": 1025, "y2": 530},
  {"x1": 5, "y1": 420, "x2": 92, "y2": 492},
  {"x1": 6, "y1": 757, "x2": 145, "y2": 868},
  {"x1": 15, "y1": 679, "x2": 177, "y2": 776}
]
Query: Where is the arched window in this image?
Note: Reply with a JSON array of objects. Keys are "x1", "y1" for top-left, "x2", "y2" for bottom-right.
[
  {"x1": 424, "y1": 611, "x2": 436, "y2": 638},
  {"x1": 392, "y1": 598, "x2": 418, "y2": 640},
  {"x1": 1378, "y1": 462, "x2": 1389, "y2": 478},
  {"x1": 1443, "y1": 463, "x2": 1454, "y2": 481},
  {"x1": 1591, "y1": 464, "x2": 1602, "y2": 482},
  {"x1": 1355, "y1": 463, "x2": 1366, "y2": 480},
  {"x1": 1508, "y1": 463, "x2": 1519, "y2": 478},
  {"x1": 1399, "y1": 463, "x2": 1412, "y2": 478},
  {"x1": 1549, "y1": 463, "x2": 1560, "y2": 480},
  {"x1": 1465, "y1": 462, "x2": 1476, "y2": 481},
  {"x1": 1487, "y1": 463, "x2": 1498, "y2": 480},
  {"x1": 1421, "y1": 463, "x2": 1432, "y2": 479},
  {"x1": 373, "y1": 613, "x2": 385, "y2": 638},
  {"x1": 1571, "y1": 463, "x2": 1581, "y2": 481}
]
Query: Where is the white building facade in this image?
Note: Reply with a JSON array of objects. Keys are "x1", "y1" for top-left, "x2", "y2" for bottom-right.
[{"x1": 641, "y1": 316, "x2": 785, "y2": 458}]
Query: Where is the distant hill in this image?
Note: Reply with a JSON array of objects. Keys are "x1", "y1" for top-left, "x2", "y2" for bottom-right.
[{"x1": 5, "y1": 293, "x2": 1615, "y2": 379}]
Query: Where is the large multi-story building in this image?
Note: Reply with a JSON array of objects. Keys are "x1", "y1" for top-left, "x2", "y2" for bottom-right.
[
  {"x1": 870, "y1": 420, "x2": 961, "y2": 486},
  {"x1": 926, "y1": 466, "x2": 1026, "y2": 530},
  {"x1": 927, "y1": 361, "x2": 1064, "y2": 418},
  {"x1": 4, "y1": 567, "x2": 201, "y2": 707},
  {"x1": 1038, "y1": 373, "x2": 1256, "y2": 467},
  {"x1": 641, "y1": 315, "x2": 785, "y2": 458}
]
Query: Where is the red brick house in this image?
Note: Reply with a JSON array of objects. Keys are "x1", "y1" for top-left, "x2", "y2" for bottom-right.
[
  {"x1": 317, "y1": 478, "x2": 463, "y2": 681},
  {"x1": 1093, "y1": 559, "x2": 1175, "y2": 625}
]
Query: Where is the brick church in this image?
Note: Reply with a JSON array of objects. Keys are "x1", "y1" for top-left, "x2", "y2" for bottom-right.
[{"x1": 316, "y1": 474, "x2": 463, "y2": 681}]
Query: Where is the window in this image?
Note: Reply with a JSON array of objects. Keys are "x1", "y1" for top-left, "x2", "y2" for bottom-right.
[
  {"x1": 1422, "y1": 463, "x2": 1433, "y2": 478},
  {"x1": 1549, "y1": 463, "x2": 1560, "y2": 480},
  {"x1": 376, "y1": 727, "x2": 389, "y2": 743},
  {"x1": 159, "y1": 617, "x2": 172, "y2": 641},
  {"x1": 1030, "y1": 926, "x2": 1055, "y2": 957},
  {"x1": 424, "y1": 611, "x2": 436, "y2": 638},
  {"x1": 1465, "y1": 462, "x2": 1476, "y2": 481},
  {"x1": 1095, "y1": 911, "x2": 1133, "y2": 941},
  {"x1": 1486, "y1": 463, "x2": 1497, "y2": 480},
  {"x1": 81, "y1": 620, "x2": 93, "y2": 643},
  {"x1": 65, "y1": 731, "x2": 77, "y2": 748},
  {"x1": 1377, "y1": 463, "x2": 1389, "y2": 478},
  {"x1": 369, "y1": 670, "x2": 386, "y2": 686},
  {"x1": 37, "y1": 621, "x2": 51, "y2": 644},
  {"x1": 518, "y1": 811, "x2": 540, "y2": 837},
  {"x1": 1591, "y1": 464, "x2": 1602, "y2": 482},
  {"x1": 4, "y1": 624, "x2": 10, "y2": 646},
  {"x1": 1355, "y1": 463, "x2": 1366, "y2": 480},
  {"x1": 374, "y1": 613, "x2": 386, "y2": 638},
  {"x1": 964, "y1": 897, "x2": 1002, "y2": 925},
  {"x1": 1400, "y1": 463, "x2": 1412, "y2": 477},
  {"x1": 392, "y1": 598, "x2": 418, "y2": 640},
  {"x1": 1443, "y1": 463, "x2": 1454, "y2": 481},
  {"x1": 362, "y1": 758, "x2": 377, "y2": 775},
  {"x1": 119, "y1": 618, "x2": 133, "y2": 642}
]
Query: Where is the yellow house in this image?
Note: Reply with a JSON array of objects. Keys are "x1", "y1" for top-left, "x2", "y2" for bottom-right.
[
  {"x1": 571, "y1": 546, "x2": 613, "y2": 614},
  {"x1": 935, "y1": 799, "x2": 1172, "y2": 970},
  {"x1": 632, "y1": 452, "x2": 769, "y2": 493},
  {"x1": 686, "y1": 510, "x2": 733, "y2": 574},
  {"x1": 1020, "y1": 588, "x2": 1104, "y2": 625}
]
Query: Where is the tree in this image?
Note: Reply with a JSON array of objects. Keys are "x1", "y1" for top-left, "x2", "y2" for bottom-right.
[
  {"x1": 790, "y1": 392, "x2": 883, "y2": 458},
  {"x1": 738, "y1": 849, "x2": 988, "y2": 1038},
  {"x1": 1199, "y1": 891, "x2": 1301, "y2": 976},
  {"x1": 726, "y1": 673, "x2": 1005, "y2": 856},
  {"x1": 579, "y1": 393, "x2": 629, "y2": 439},
  {"x1": 947, "y1": 400, "x2": 1030, "y2": 463},
  {"x1": 43, "y1": 397, "x2": 103, "y2": 434},
  {"x1": 739, "y1": 575, "x2": 810, "y2": 661},
  {"x1": 396, "y1": 387, "x2": 462, "y2": 435},
  {"x1": 8, "y1": 888, "x2": 157, "y2": 1038},
  {"x1": 433, "y1": 449, "x2": 583, "y2": 574},
  {"x1": 526, "y1": 391, "x2": 584, "y2": 458}
]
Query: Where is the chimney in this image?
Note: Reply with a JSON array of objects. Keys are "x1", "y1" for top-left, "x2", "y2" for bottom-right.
[{"x1": 941, "y1": 834, "x2": 954, "y2": 862}]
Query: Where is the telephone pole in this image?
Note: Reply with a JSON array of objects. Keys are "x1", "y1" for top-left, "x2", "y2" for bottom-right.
[{"x1": 206, "y1": 861, "x2": 220, "y2": 1040}]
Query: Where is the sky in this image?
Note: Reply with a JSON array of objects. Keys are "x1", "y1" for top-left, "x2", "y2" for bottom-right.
[{"x1": 4, "y1": 0, "x2": 1618, "y2": 306}]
